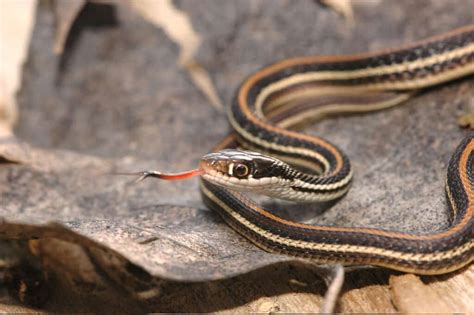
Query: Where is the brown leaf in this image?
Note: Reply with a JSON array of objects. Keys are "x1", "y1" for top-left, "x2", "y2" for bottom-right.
[
  {"x1": 52, "y1": 0, "x2": 86, "y2": 55},
  {"x1": 320, "y1": 0, "x2": 354, "y2": 23},
  {"x1": 128, "y1": 0, "x2": 223, "y2": 111},
  {"x1": 0, "y1": 0, "x2": 37, "y2": 136},
  {"x1": 390, "y1": 274, "x2": 441, "y2": 312}
]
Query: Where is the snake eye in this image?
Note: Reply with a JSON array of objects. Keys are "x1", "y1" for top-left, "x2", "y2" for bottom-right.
[{"x1": 233, "y1": 163, "x2": 250, "y2": 178}]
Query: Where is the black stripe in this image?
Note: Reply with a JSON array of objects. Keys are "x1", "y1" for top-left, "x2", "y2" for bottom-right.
[
  {"x1": 234, "y1": 132, "x2": 352, "y2": 186},
  {"x1": 290, "y1": 184, "x2": 349, "y2": 196},
  {"x1": 202, "y1": 131, "x2": 473, "y2": 254},
  {"x1": 310, "y1": 53, "x2": 474, "y2": 88},
  {"x1": 232, "y1": 96, "x2": 347, "y2": 177},
  {"x1": 447, "y1": 133, "x2": 474, "y2": 224},
  {"x1": 246, "y1": 29, "x2": 474, "y2": 102},
  {"x1": 202, "y1": 180, "x2": 473, "y2": 272}
]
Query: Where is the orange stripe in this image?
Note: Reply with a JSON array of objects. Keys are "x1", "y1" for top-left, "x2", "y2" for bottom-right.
[
  {"x1": 243, "y1": 24, "x2": 474, "y2": 76},
  {"x1": 238, "y1": 82, "x2": 344, "y2": 173},
  {"x1": 239, "y1": 139, "x2": 474, "y2": 241},
  {"x1": 236, "y1": 25, "x2": 474, "y2": 175}
]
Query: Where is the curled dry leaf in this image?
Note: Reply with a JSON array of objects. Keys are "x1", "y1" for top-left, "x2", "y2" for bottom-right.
[
  {"x1": 128, "y1": 0, "x2": 223, "y2": 111},
  {"x1": 51, "y1": 0, "x2": 223, "y2": 110},
  {"x1": 320, "y1": 0, "x2": 354, "y2": 23},
  {"x1": 0, "y1": 0, "x2": 36, "y2": 137},
  {"x1": 0, "y1": 137, "x2": 34, "y2": 164},
  {"x1": 184, "y1": 61, "x2": 224, "y2": 112},
  {"x1": 52, "y1": 0, "x2": 86, "y2": 54},
  {"x1": 0, "y1": 144, "x2": 293, "y2": 281},
  {"x1": 128, "y1": 0, "x2": 200, "y2": 67}
]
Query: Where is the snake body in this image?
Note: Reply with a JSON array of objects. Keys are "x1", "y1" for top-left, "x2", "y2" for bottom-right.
[{"x1": 199, "y1": 25, "x2": 474, "y2": 275}]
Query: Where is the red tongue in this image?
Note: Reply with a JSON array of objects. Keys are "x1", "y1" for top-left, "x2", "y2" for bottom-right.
[
  {"x1": 115, "y1": 169, "x2": 204, "y2": 182},
  {"x1": 157, "y1": 169, "x2": 204, "y2": 180}
]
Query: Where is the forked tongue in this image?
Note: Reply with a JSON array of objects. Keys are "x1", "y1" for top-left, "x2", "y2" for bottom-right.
[{"x1": 115, "y1": 169, "x2": 204, "y2": 183}]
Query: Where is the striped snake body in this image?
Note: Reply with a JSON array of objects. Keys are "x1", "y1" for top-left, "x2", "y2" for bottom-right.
[{"x1": 199, "y1": 25, "x2": 474, "y2": 275}]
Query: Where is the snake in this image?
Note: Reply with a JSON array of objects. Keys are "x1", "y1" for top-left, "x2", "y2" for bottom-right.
[{"x1": 132, "y1": 25, "x2": 474, "y2": 275}]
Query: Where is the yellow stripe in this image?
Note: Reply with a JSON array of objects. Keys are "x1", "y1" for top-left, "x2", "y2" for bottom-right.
[
  {"x1": 228, "y1": 109, "x2": 333, "y2": 171},
  {"x1": 201, "y1": 182, "x2": 474, "y2": 263},
  {"x1": 253, "y1": 44, "x2": 474, "y2": 113},
  {"x1": 207, "y1": 27, "x2": 474, "y2": 274},
  {"x1": 275, "y1": 94, "x2": 413, "y2": 129}
]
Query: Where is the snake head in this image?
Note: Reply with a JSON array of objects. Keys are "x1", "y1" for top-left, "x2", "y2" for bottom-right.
[{"x1": 199, "y1": 149, "x2": 290, "y2": 192}]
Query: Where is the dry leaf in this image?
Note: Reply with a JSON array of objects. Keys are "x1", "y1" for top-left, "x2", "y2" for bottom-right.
[
  {"x1": 320, "y1": 0, "x2": 354, "y2": 22},
  {"x1": 128, "y1": 0, "x2": 199, "y2": 66},
  {"x1": 0, "y1": 0, "x2": 36, "y2": 137},
  {"x1": 458, "y1": 113, "x2": 474, "y2": 128},
  {"x1": 51, "y1": 0, "x2": 223, "y2": 110},
  {"x1": 128, "y1": 0, "x2": 223, "y2": 110},
  {"x1": 52, "y1": 0, "x2": 86, "y2": 54},
  {"x1": 390, "y1": 274, "x2": 454, "y2": 313},
  {"x1": 185, "y1": 61, "x2": 223, "y2": 112}
]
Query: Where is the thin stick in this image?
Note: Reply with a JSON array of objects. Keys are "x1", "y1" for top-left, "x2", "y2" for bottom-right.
[{"x1": 320, "y1": 264, "x2": 345, "y2": 313}]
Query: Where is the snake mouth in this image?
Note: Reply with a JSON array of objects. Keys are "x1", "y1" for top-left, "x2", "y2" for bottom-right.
[
  {"x1": 199, "y1": 157, "x2": 228, "y2": 177},
  {"x1": 200, "y1": 169, "x2": 282, "y2": 193}
]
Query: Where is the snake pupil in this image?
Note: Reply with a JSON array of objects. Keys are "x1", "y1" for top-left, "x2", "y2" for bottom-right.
[{"x1": 234, "y1": 164, "x2": 249, "y2": 178}]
